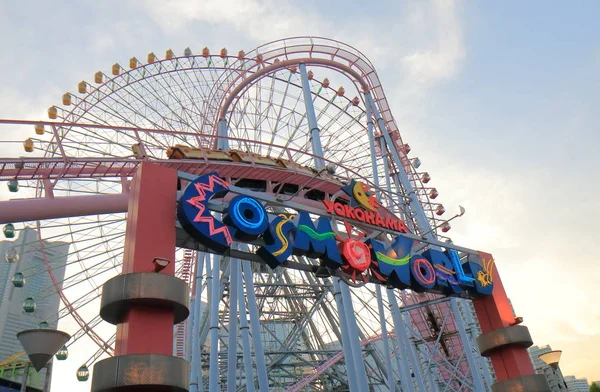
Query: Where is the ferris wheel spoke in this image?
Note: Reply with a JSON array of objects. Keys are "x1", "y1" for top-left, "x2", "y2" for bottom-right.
[
  {"x1": 265, "y1": 73, "x2": 295, "y2": 156},
  {"x1": 83, "y1": 89, "x2": 188, "y2": 151},
  {"x1": 276, "y1": 98, "x2": 311, "y2": 158},
  {"x1": 62, "y1": 284, "x2": 103, "y2": 312},
  {"x1": 82, "y1": 334, "x2": 117, "y2": 368},
  {"x1": 66, "y1": 72, "x2": 196, "y2": 154},
  {"x1": 62, "y1": 316, "x2": 105, "y2": 348},
  {"x1": 131, "y1": 72, "x2": 204, "y2": 133},
  {"x1": 16, "y1": 236, "x2": 122, "y2": 289},
  {"x1": 164, "y1": 68, "x2": 211, "y2": 135},
  {"x1": 229, "y1": 103, "x2": 254, "y2": 147},
  {"x1": 61, "y1": 250, "x2": 123, "y2": 293}
]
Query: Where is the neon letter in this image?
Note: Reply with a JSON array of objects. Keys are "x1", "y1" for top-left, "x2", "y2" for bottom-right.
[
  {"x1": 423, "y1": 249, "x2": 463, "y2": 294},
  {"x1": 447, "y1": 249, "x2": 475, "y2": 287},
  {"x1": 223, "y1": 195, "x2": 269, "y2": 241},
  {"x1": 257, "y1": 215, "x2": 296, "y2": 269},
  {"x1": 410, "y1": 255, "x2": 436, "y2": 290},
  {"x1": 293, "y1": 212, "x2": 342, "y2": 268},
  {"x1": 368, "y1": 235, "x2": 413, "y2": 288},
  {"x1": 177, "y1": 173, "x2": 232, "y2": 253}
]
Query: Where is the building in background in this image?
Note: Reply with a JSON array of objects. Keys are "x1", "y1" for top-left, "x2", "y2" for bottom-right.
[
  {"x1": 0, "y1": 228, "x2": 69, "y2": 390},
  {"x1": 564, "y1": 375, "x2": 589, "y2": 392},
  {"x1": 528, "y1": 345, "x2": 568, "y2": 391}
]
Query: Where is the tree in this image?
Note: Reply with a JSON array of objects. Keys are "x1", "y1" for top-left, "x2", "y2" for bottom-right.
[{"x1": 590, "y1": 382, "x2": 600, "y2": 392}]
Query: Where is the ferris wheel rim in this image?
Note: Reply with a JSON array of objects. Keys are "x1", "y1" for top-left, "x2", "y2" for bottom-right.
[{"x1": 33, "y1": 219, "x2": 115, "y2": 356}]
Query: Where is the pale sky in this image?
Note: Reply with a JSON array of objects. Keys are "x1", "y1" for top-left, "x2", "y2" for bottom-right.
[{"x1": 0, "y1": 0, "x2": 598, "y2": 386}]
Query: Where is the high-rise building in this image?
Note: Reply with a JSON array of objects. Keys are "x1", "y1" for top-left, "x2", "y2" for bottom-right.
[
  {"x1": 564, "y1": 375, "x2": 589, "y2": 392},
  {"x1": 528, "y1": 345, "x2": 568, "y2": 391},
  {"x1": 0, "y1": 228, "x2": 69, "y2": 390}
]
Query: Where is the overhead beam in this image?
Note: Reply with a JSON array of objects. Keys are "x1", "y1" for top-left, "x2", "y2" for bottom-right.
[{"x1": 0, "y1": 193, "x2": 129, "y2": 224}]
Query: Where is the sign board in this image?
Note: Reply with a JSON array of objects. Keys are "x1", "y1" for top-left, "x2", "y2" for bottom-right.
[{"x1": 178, "y1": 173, "x2": 494, "y2": 298}]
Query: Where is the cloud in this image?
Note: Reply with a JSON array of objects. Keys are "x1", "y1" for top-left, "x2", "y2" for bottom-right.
[
  {"x1": 550, "y1": 323, "x2": 600, "y2": 379},
  {"x1": 401, "y1": 0, "x2": 465, "y2": 87},
  {"x1": 138, "y1": 0, "x2": 465, "y2": 86},
  {"x1": 139, "y1": 0, "x2": 324, "y2": 42},
  {"x1": 425, "y1": 157, "x2": 600, "y2": 380},
  {"x1": 136, "y1": 0, "x2": 468, "y2": 135}
]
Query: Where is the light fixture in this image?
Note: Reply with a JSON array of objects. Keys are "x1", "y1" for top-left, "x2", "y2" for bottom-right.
[
  {"x1": 325, "y1": 162, "x2": 337, "y2": 175},
  {"x1": 17, "y1": 329, "x2": 71, "y2": 372},
  {"x1": 539, "y1": 350, "x2": 562, "y2": 370},
  {"x1": 513, "y1": 316, "x2": 523, "y2": 325},
  {"x1": 420, "y1": 205, "x2": 467, "y2": 238},
  {"x1": 152, "y1": 257, "x2": 171, "y2": 273}
]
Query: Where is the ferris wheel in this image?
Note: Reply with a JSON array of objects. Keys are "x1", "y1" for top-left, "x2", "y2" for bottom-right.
[{"x1": 0, "y1": 37, "x2": 497, "y2": 391}]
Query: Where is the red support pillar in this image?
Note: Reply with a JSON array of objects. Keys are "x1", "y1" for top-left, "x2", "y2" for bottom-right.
[
  {"x1": 473, "y1": 252, "x2": 549, "y2": 391},
  {"x1": 115, "y1": 162, "x2": 178, "y2": 356},
  {"x1": 92, "y1": 162, "x2": 190, "y2": 392}
]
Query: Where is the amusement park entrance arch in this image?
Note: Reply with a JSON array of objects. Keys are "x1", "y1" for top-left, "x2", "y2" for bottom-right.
[{"x1": 0, "y1": 36, "x2": 548, "y2": 391}]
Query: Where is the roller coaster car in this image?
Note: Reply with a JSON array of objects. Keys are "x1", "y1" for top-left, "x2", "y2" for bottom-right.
[
  {"x1": 166, "y1": 145, "x2": 231, "y2": 161},
  {"x1": 166, "y1": 145, "x2": 190, "y2": 159},
  {"x1": 273, "y1": 158, "x2": 315, "y2": 176},
  {"x1": 205, "y1": 150, "x2": 234, "y2": 161},
  {"x1": 166, "y1": 145, "x2": 328, "y2": 179}
]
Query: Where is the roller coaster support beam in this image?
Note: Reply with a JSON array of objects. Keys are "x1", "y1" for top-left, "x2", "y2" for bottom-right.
[
  {"x1": 303, "y1": 60, "x2": 368, "y2": 390},
  {"x1": 388, "y1": 290, "x2": 421, "y2": 392},
  {"x1": 450, "y1": 298, "x2": 487, "y2": 391},
  {"x1": 240, "y1": 252, "x2": 270, "y2": 392},
  {"x1": 364, "y1": 91, "x2": 432, "y2": 239},
  {"x1": 217, "y1": 119, "x2": 229, "y2": 150},
  {"x1": 299, "y1": 63, "x2": 325, "y2": 170},
  {"x1": 0, "y1": 193, "x2": 129, "y2": 225},
  {"x1": 19, "y1": 361, "x2": 30, "y2": 392},
  {"x1": 376, "y1": 285, "x2": 396, "y2": 391},
  {"x1": 226, "y1": 261, "x2": 240, "y2": 392},
  {"x1": 331, "y1": 279, "x2": 360, "y2": 391},
  {"x1": 237, "y1": 267, "x2": 256, "y2": 392},
  {"x1": 189, "y1": 252, "x2": 205, "y2": 392},
  {"x1": 300, "y1": 60, "x2": 366, "y2": 390},
  {"x1": 366, "y1": 96, "x2": 397, "y2": 391},
  {"x1": 339, "y1": 281, "x2": 370, "y2": 391},
  {"x1": 208, "y1": 255, "x2": 221, "y2": 392}
]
